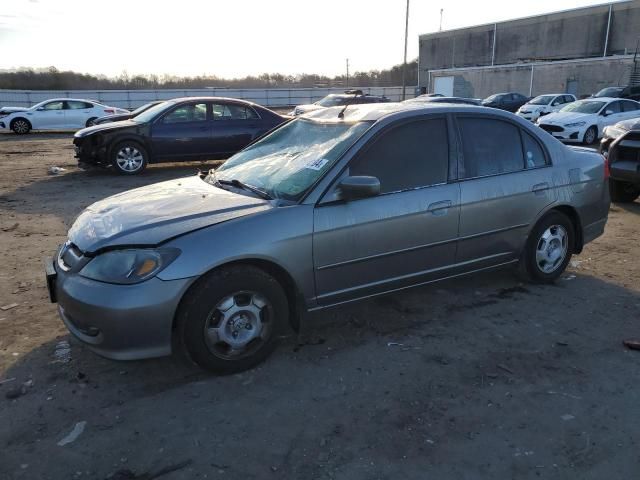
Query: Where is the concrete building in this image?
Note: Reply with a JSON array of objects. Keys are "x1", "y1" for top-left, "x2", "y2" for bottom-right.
[{"x1": 418, "y1": 1, "x2": 640, "y2": 99}]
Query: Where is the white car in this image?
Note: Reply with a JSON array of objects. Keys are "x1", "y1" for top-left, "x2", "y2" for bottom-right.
[
  {"x1": 0, "y1": 98, "x2": 128, "y2": 134},
  {"x1": 516, "y1": 93, "x2": 576, "y2": 122},
  {"x1": 536, "y1": 97, "x2": 640, "y2": 144}
]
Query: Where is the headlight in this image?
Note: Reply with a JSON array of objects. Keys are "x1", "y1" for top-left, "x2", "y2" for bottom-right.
[
  {"x1": 603, "y1": 126, "x2": 626, "y2": 139},
  {"x1": 79, "y1": 248, "x2": 180, "y2": 284},
  {"x1": 564, "y1": 121, "x2": 586, "y2": 128}
]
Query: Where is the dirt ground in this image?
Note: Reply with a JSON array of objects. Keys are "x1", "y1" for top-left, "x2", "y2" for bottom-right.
[{"x1": 0, "y1": 132, "x2": 639, "y2": 480}]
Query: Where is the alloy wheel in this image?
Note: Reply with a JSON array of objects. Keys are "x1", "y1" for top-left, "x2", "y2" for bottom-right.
[
  {"x1": 115, "y1": 146, "x2": 144, "y2": 172},
  {"x1": 13, "y1": 120, "x2": 29, "y2": 134},
  {"x1": 584, "y1": 127, "x2": 596, "y2": 144}
]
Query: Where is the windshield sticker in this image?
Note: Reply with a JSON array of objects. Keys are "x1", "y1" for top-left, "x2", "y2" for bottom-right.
[{"x1": 304, "y1": 158, "x2": 329, "y2": 171}]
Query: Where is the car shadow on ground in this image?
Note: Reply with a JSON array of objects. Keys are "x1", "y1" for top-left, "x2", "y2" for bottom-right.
[
  {"x1": 611, "y1": 200, "x2": 640, "y2": 215},
  {"x1": 2, "y1": 269, "x2": 640, "y2": 479}
]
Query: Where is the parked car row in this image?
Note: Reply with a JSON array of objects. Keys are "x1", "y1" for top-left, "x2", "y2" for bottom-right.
[{"x1": 0, "y1": 99, "x2": 129, "y2": 133}]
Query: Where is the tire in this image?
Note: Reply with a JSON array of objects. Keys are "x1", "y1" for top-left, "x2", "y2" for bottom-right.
[
  {"x1": 176, "y1": 265, "x2": 289, "y2": 374},
  {"x1": 519, "y1": 211, "x2": 575, "y2": 283},
  {"x1": 10, "y1": 118, "x2": 31, "y2": 135},
  {"x1": 111, "y1": 140, "x2": 148, "y2": 175},
  {"x1": 610, "y1": 179, "x2": 640, "y2": 203},
  {"x1": 582, "y1": 126, "x2": 597, "y2": 145},
  {"x1": 86, "y1": 117, "x2": 97, "y2": 127}
]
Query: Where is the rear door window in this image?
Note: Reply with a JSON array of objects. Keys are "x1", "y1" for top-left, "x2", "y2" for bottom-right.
[
  {"x1": 458, "y1": 117, "x2": 524, "y2": 178},
  {"x1": 66, "y1": 101, "x2": 92, "y2": 110},
  {"x1": 621, "y1": 100, "x2": 640, "y2": 112},
  {"x1": 212, "y1": 103, "x2": 258, "y2": 120},
  {"x1": 349, "y1": 118, "x2": 449, "y2": 194}
]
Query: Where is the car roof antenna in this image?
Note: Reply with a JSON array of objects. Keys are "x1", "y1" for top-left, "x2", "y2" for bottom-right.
[{"x1": 338, "y1": 91, "x2": 361, "y2": 119}]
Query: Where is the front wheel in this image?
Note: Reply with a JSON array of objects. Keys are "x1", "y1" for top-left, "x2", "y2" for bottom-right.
[
  {"x1": 111, "y1": 141, "x2": 148, "y2": 175},
  {"x1": 11, "y1": 118, "x2": 31, "y2": 134},
  {"x1": 519, "y1": 211, "x2": 574, "y2": 283},
  {"x1": 582, "y1": 126, "x2": 597, "y2": 145},
  {"x1": 176, "y1": 265, "x2": 289, "y2": 374},
  {"x1": 610, "y1": 179, "x2": 640, "y2": 203}
]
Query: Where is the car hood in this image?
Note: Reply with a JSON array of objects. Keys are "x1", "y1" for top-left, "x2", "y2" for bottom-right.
[
  {"x1": 94, "y1": 113, "x2": 133, "y2": 124},
  {"x1": 615, "y1": 118, "x2": 640, "y2": 130},
  {"x1": 521, "y1": 103, "x2": 546, "y2": 110},
  {"x1": 539, "y1": 111, "x2": 595, "y2": 124},
  {"x1": 74, "y1": 119, "x2": 138, "y2": 138},
  {"x1": 0, "y1": 107, "x2": 29, "y2": 114},
  {"x1": 68, "y1": 175, "x2": 271, "y2": 253}
]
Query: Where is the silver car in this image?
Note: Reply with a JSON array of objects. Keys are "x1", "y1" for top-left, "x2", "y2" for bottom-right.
[{"x1": 46, "y1": 103, "x2": 610, "y2": 374}]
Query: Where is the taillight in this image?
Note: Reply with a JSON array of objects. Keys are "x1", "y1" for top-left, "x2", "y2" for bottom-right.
[
  {"x1": 602, "y1": 154, "x2": 610, "y2": 180},
  {"x1": 103, "y1": 109, "x2": 114, "y2": 114}
]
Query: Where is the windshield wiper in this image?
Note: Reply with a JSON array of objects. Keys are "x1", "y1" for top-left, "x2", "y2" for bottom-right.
[{"x1": 217, "y1": 178, "x2": 273, "y2": 200}]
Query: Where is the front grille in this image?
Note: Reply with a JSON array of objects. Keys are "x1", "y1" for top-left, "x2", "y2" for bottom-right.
[
  {"x1": 625, "y1": 131, "x2": 640, "y2": 142},
  {"x1": 540, "y1": 124, "x2": 564, "y2": 133}
]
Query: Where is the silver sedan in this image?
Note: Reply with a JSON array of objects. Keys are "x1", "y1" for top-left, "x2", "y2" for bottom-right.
[{"x1": 46, "y1": 103, "x2": 610, "y2": 374}]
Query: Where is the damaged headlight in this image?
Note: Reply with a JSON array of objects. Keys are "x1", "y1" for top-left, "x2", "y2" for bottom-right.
[
  {"x1": 80, "y1": 248, "x2": 180, "y2": 284},
  {"x1": 603, "y1": 126, "x2": 627, "y2": 140}
]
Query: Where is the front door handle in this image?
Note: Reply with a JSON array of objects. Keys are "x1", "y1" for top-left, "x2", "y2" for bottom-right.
[
  {"x1": 427, "y1": 200, "x2": 452, "y2": 216},
  {"x1": 532, "y1": 182, "x2": 549, "y2": 194}
]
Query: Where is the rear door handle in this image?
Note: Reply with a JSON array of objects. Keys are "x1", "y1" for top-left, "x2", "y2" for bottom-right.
[
  {"x1": 427, "y1": 200, "x2": 452, "y2": 216},
  {"x1": 532, "y1": 183, "x2": 549, "y2": 194}
]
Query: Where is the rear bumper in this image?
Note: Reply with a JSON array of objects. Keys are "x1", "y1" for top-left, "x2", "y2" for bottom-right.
[{"x1": 583, "y1": 217, "x2": 608, "y2": 245}]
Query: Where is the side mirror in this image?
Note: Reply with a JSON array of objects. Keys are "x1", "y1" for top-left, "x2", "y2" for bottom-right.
[
  {"x1": 338, "y1": 176, "x2": 380, "y2": 200},
  {"x1": 603, "y1": 109, "x2": 614, "y2": 116},
  {"x1": 36, "y1": 107, "x2": 45, "y2": 111}
]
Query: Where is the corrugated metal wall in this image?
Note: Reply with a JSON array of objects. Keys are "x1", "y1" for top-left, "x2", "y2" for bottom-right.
[{"x1": 0, "y1": 87, "x2": 413, "y2": 109}]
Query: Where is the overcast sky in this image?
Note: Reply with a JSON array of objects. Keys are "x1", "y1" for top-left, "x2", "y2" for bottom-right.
[{"x1": 0, "y1": 0, "x2": 615, "y2": 78}]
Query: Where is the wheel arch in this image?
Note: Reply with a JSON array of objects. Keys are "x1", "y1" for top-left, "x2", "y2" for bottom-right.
[
  {"x1": 584, "y1": 124, "x2": 598, "y2": 144},
  {"x1": 108, "y1": 136, "x2": 154, "y2": 163},
  {"x1": 171, "y1": 258, "x2": 305, "y2": 338},
  {"x1": 10, "y1": 116, "x2": 32, "y2": 130},
  {"x1": 532, "y1": 204, "x2": 583, "y2": 254}
]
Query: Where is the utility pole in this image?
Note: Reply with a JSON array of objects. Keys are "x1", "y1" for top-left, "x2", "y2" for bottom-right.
[
  {"x1": 439, "y1": 9, "x2": 443, "y2": 31},
  {"x1": 401, "y1": 0, "x2": 410, "y2": 100},
  {"x1": 346, "y1": 58, "x2": 349, "y2": 88}
]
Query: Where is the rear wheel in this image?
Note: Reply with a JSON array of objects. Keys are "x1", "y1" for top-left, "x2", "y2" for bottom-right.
[
  {"x1": 610, "y1": 179, "x2": 640, "y2": 203},
  {"x1": 10, "y1": 118, "x2": 31, "y2": 135},
  {"x1": 519, "y1": 211, "x2": 574, "y2": 283},
  {"x1": 582, "y1": 126, "x2": 597, "y2": 145},
  {"x1": 176, "y1": 265, "x2": 289, "y2": 374},
  {"x1": 111, "y1": 141, "x2": 148, "y2": 175}
]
